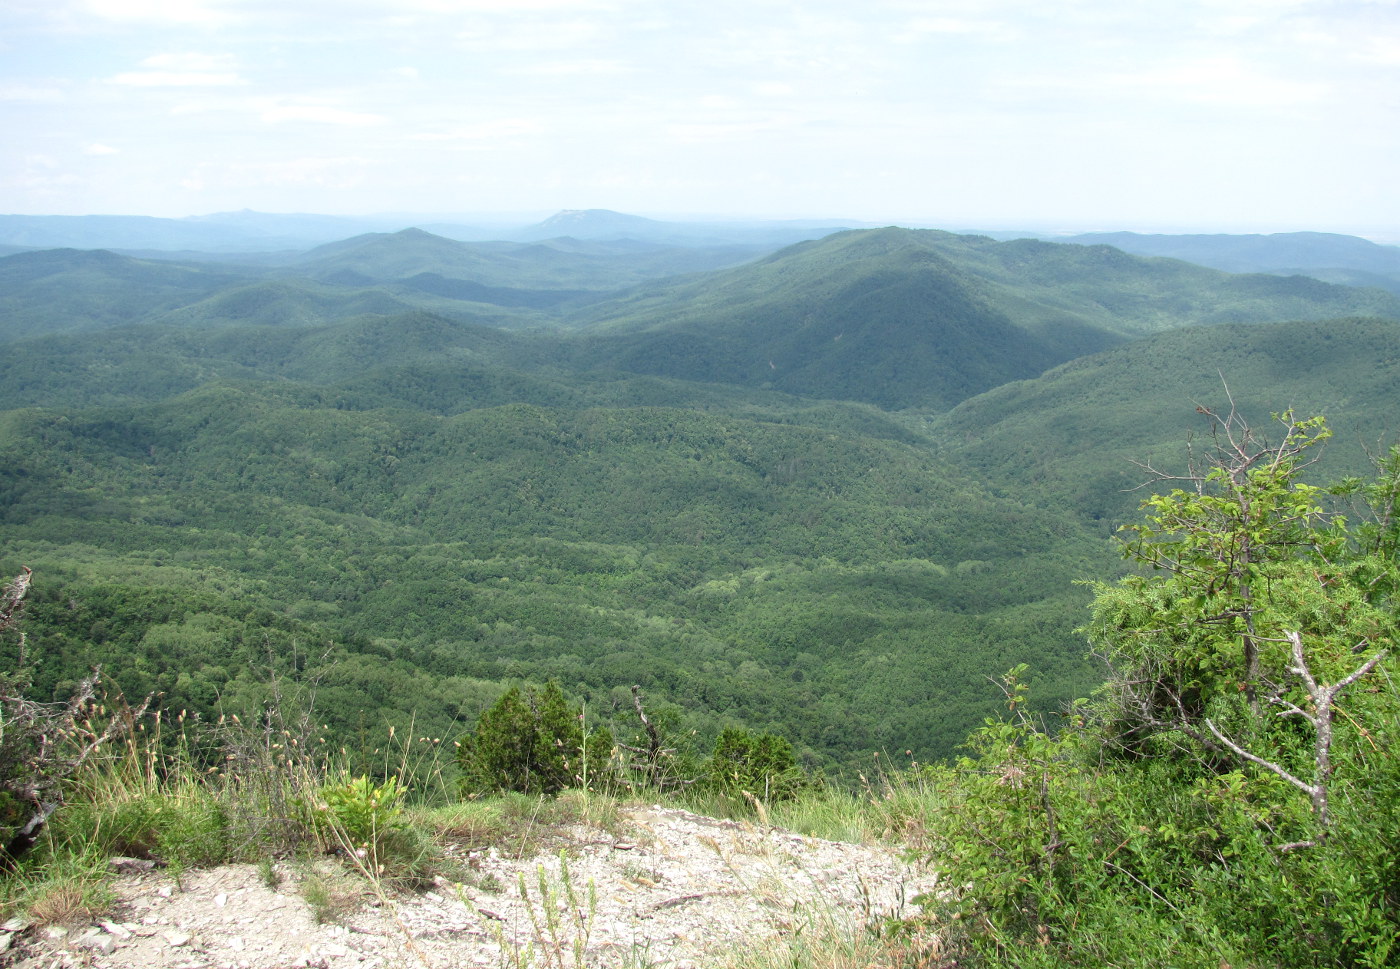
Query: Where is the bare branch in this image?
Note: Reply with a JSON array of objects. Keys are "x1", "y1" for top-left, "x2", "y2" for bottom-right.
[{"x1": 1204, "y1": 718, "x2": 1315, "y2": 798}]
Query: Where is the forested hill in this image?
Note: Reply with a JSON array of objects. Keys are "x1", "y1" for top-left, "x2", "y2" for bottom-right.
[
  {"x1": 2, "y1": 221, "x2": 1399, "y2": 774},
  {"x1": 5, "y1": 225, "x2": 1399, "y2": 411},
  {"x1": 1059, "y1": 229, "x2": 1400, "y2": 293}
]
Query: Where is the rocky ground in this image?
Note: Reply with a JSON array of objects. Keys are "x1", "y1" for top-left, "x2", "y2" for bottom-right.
[{"x1": 2, "y1": 805, "x2": 938, "y2": 969}]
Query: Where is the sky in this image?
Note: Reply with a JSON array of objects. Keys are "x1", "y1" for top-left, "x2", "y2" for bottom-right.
[{"x1": 2, "y1": 0, "x2": 1399, "y2": 237}]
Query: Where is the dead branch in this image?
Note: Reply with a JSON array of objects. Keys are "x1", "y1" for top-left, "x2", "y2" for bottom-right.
[
  {"x1": 0, "y1": 569, "x2": 155, "y2": 871},
  {"x1": 1206, "y1": 631, "x2": 1387, "y2": 834}
]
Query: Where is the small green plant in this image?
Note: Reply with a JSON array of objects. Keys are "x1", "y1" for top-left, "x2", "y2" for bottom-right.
[
  {"x1": 5, "y1": 849, "x2": 115, "y2": 928},
  {"x1": 299, "y1": 865, "x2": 362, "y2": 924},
  {"x1": 257, "y1": 856, "x2": 281, "y2": 889},
  {"x1": 518, "y1": 851, "x2": 598, "y2": 969},
  {"x1": 317, "y1": 774, "x2": 407, "y2": 854}
]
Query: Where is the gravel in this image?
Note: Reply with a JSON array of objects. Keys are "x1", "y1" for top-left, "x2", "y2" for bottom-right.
[{"x1": 6, "y1": 805, "x2": 935, "y2": 969}]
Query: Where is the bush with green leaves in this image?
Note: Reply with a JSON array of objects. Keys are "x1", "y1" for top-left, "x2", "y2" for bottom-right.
[
  {"x1": 705, "y1": 726, "x2": 806, "y2": 802},
  {"x1": 315, "y1": 775, "x2": 405, "y2": 851},
  {"x1": 308, "y1": 773, "x2": 441, "y2": 887},
  {"x1": 921, "y1": 412, "x2": 1400, "y2": 968},
  {"x1": 456, "y1": 683, "x2": 614, "y2": 797}
]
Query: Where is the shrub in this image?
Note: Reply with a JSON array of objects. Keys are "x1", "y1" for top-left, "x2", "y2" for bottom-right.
[
  {"x1": 706, "y1": 727, "x2": 806, "y2": 802},
  {"x1": 456, "y1": 683, "x2": 614, "y2": 797},
  {"x1": 920, "y1": 416, "x2": 1400, "y2": 968},
  {"x1": 316, "y1": 774, "x2": 406, "y2": 854}
]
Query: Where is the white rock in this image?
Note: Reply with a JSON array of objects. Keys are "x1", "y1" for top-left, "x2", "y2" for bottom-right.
[
  {"x1": 78, "y1": 930, "x2": 118, "y2": 955},
  {"x1": 164, "y1": 930, "x2": 193, "y2": 946}
]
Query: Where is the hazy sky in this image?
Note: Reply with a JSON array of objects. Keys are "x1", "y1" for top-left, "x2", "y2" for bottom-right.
[{"x1": 3, "y1": 0, "x2": 1398, "y2": 236}]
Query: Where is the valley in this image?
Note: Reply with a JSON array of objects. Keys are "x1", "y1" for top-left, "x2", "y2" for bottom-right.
[{"x1": 2, "y1": 211, "x2": 1398, "y2": 775}]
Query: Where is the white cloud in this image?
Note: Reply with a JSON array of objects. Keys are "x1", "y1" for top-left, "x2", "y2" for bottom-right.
[
  {"x1": 1353, "y1": 36, "x2": 1400, "y2": 65},
  {"x1": 140, "y1": 52, "x2": 238, "y2": 71},
  {"x1": 456, "y1": 18, "x2": 604, "y2": 52},
  {"x1": 261, "y1": 104, "x2": 386, "y2": 125},
  {"x1": 109, "y1": 71, "x2": 244, "y2": 86},
  {"x1": 411, "y1": 118, "x2": 541, "y2": 142},
  {"x1": 509, "y1": 59, "x2": 633, "y2": 76},
  {"x1": 406, "y1": 0, "x2": 620, "y2": 10},
  {"x1": 1120, "y1": 56, "x2": 1326, "y2": 108},
  {"x1": 666, "y1": 119, "x2": 789, "y2": 144},
  {"x1": 83, "y1": 143, "x2": 120, "y2": 154},
  {"x1": 901, "y1": 16, "x2": 1004, "y2": 37},
  {"x1": 83, "y1": 0, "x2": 234, "y2": 24},
  {"x1": 0, "y1": 85, "x2": 65, "y2": 102},
  {"x1": 243, "y1": 156, "x2": 373, "y2": 188},
  {"x1": 106, "y1": 52, "x2": 246, "y2": 91}
]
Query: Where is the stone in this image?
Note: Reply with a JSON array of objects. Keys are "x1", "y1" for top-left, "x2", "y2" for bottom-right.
[
  {"x1": 109, "y1": 855, "x2": 157, "y2": 874},
  {"x1": 77, "y1": 930, "x2": 118, "y2": 955}
]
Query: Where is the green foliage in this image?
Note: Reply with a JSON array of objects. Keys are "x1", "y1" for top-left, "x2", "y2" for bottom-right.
[
  {"x1": 935, "y1": 316, "x2": 1400, "y2": 523},
  {"x1": 457, "y1": 683, "x2": 614, "y2": 797},
  {"x1": 925, "y1": 675, "x2": 1400, "y2": 967},
  {"x1": 308, "y1": 773, "x2": 444, "y2": 887},
  {"x1": 1098, "y1": 410, "x2": 1338, "y2": 718},
  {"x1": 922, "y1": 423, "x2": 1400, "y2": 968},
  {"x1": 572, "y1": 227, "x2": 1400, "y2": 409},
  {"x1": 1, "y1": 375, "x2": 1104, "y2": 770},
  {"x1": 5, "y1": 223, "x2": 1399, "y2": 780},
  {"x1": 705, "y1": 727, "x2": 806, "y2": 802},
  {"x1": 315, "y1": 774, "x2": 406, "y2": 854},
  {"x1": 1091, "y1": 412, "x2": 1398, "y2": 773}
]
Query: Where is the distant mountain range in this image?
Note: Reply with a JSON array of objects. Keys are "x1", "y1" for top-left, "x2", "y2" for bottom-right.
[
  {"x1": 6, "y1": 225, "x2": 1399, "y2": 411},
  {"x1": 0, "y1": 208, "x2": 867, "y2": 254},
  {"x1": 5, "y1": 208, "x2": 1396, "y2": 294},
  {"x1": 1057, "y1": 230, "x2": 1400, "y2": 293}
]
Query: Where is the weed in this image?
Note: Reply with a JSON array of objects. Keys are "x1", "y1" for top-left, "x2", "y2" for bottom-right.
[
  {"x1": 488, "y1": 851, "x2": 599, "y2": 969},
  {"x1": 7, "y1": 851, "x2": 114, "y2": 928},
  {"x1": 313, "y1": 774, "x2": 406, "y2": 857},
  {"x1": 257, "y1": 856, "x2": 281, "y2": 889},
  {"x1": 299, "y1": 864, "x2": 363, "y2": 924}
]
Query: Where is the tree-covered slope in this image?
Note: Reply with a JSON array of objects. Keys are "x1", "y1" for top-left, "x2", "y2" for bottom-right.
[
  {"x1": 294, "y1": 228, "x2": 765, "y2": 292},
  {"x1": 0, "y1": 376, "x2": 1106, "y2": 770},
  {"x1": 6, "y1": 224, "x2": 1400, "y2": 780},
  {"x1": 566, "y1": 228, "x2": 1400, "y2": 409},
  {"x1": 934, "y1": 315, "x2": 1400, "y2": 522},
  {"x1": 0, "y1": 311, "x2": 555, "y2": 410},
  {"x1": 0, "y1": 248, "x2": 254, "y2": 342},
  {"x1": 1062, "y1": 229, "x2": 1400, "y2": 277},
  {"x1": 567, "y1": 229, "x2": 1106, "y2": 409}
]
